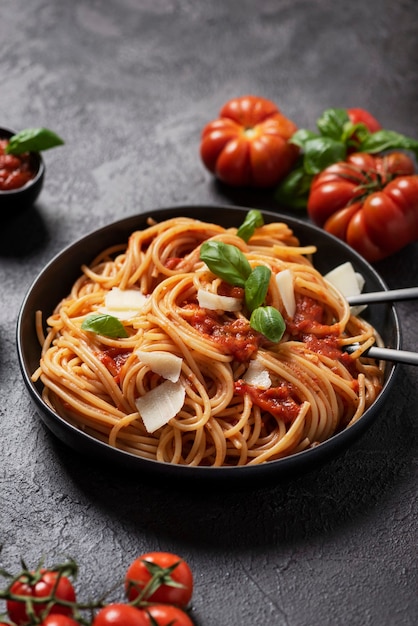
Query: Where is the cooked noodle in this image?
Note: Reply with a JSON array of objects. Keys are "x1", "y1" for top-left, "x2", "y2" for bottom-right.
[{"x1": 32, "y1": 216, "x2": 384, "y2": 466}]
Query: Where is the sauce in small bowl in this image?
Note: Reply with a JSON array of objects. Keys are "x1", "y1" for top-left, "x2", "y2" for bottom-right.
[{"x1": 0, "y1": 127, "x2": 45, "y2": 216}]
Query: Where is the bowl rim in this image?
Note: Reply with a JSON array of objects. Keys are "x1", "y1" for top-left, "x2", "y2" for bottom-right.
[
  {"x1": 0, "y1": 126, "x2": 45, "y2": 195},
  {"x1": 16, "y1": 204, "x2": 401, "y2": 481}
]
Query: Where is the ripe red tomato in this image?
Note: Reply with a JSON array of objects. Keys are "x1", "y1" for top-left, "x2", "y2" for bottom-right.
[
  {"x1": 200, "y1": 95, "x2": 299, "y2": 187},
  {"x1": 146, "y1": 604, "x2": 194, "y2": 626},
  {"x1": 92, "y1": 604, "x2": 149, "y2": 626},
  {"x1": 6, "y1": 570, "x2": 76, "y2": 625},
  {"x1": 307, "y1": 151, "x2": 418, "y2": 262},
  {"x1": 125, "y1": 552, "x2": 193, "y2": 607},
  {"x1": 347, "y1": 108, "x2": 382, "y2": 133},
  {"x1": 41, "y1": 616, "x2": 81, "y2": 626}
]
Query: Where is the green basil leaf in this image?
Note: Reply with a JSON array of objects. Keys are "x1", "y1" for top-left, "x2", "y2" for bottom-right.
[
  {"x1": 200, "y1": 241, "x2": 252, "y2": 287},
  {"x1": 316, "y1": 108, "x2": 349, "y2": 140},
  {"x1": 236, "y1": 209, "x2": 264, "y2": 242},
  {"x1": 81, "y1": 313, "x2": 129, "y2": 338},
  {"x1": 341, "y1": 121, "x2": 371, "y2": 147},
  {"x1": 275, "y1": 167, "x2": 313, "y2": 209},
  {"x1": 303, "y1": 137, "x2": 347, "y2": 175},
  {"x1": 358, "y1": 129, "x2": 418, "y2": 157},
  {"x1": 245, "y1": 265, "x2": 271, "y2": 312},
  {"x1": 5, "y1": 127, "x2": 64, "y2": 155},
  {"x1": 289, "y1": 128, "x2": 318, "y2": 149},
  {"x1": 250, "y1": 306, "x2": 286, "y2": 343}
]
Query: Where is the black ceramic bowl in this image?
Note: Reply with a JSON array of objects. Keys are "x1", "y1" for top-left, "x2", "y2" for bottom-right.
[
  {"x1": 17, "y1": 206, "x2": 400, "y2": 484},
  {"x1": 0, "y1": 127, "x2": 45, "y2": 216}
]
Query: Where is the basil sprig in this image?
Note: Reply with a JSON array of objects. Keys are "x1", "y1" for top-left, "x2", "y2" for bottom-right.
[
  {"x1": 275, "y1": 107, "x2": 418, "y2": 210},
  {"x1": 199, "y1": 240, "x2": 251, "y2": 288},
  {"x1": 236, "y1": 208, "x2": 264, "y2": 242},
  {"x1": 5, "y1": 127, "x2": 64, "y2": 155},
  {"x1": 200, "y1": 239, "x2": 285, "y2": 343},
  {"x1": 81, "y1": 313, "x2": 129, "y2": 338}
]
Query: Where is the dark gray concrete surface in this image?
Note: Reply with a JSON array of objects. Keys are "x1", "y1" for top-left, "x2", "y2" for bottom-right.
[{"x1": 1, "y1": 1, "x2": 417, "y2": 624}]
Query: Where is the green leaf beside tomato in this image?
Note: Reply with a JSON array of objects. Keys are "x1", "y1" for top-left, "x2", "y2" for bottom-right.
[
  {"x1": 275, "y1": 106, "x2": 418, "y2": 210},
  {"x1": 5, "y1": 127, "x2": 64, "y2": 155}
]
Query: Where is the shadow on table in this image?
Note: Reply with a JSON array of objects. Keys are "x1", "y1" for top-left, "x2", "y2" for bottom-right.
[
  {"x1": 48, "y1": 364, "x2": 416, "y2": 552},
  {"x1": 0, "y1": 203, "x2": 49, "y2": 257},
  {"x1": 209, "y1": 179, "x2": 303, "y2": 217}
]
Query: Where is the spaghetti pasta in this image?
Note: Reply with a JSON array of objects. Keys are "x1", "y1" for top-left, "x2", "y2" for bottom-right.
[{"x1": 32, "y1": 214, "x2": 384, "y2": 466}]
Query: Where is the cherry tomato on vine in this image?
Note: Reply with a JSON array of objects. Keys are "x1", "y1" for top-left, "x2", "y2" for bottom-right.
[
  {"x1": 125, "y1": 552, "x2": 193, "y2": 607},
  {"x1": 307, "y1": 151, "x2": 418, "y2": 262},
  {"x1": 146, "y1": 604, "x2": 194, "y2": 626},
  {"x1": 200, "y1": 95, "x2": 299, "y2": 187},
  {"x1": 41, "y1": 616, "x2": 81, "y2": 626},
  {"x1": 92, "y1": 604, "x2": 149, "y2": 626},
  {"x1": 347, "y1": 108, "x2": 382, "y2": 133},
  {"x1": 6, "y1": 570, "x2": 76, "y2": 625}
]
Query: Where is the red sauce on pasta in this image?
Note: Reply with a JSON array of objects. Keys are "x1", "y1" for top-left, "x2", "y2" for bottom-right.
[
  {"x1": 0, "y1": 139, "x2": 36, "y2": 190},
  {"x1": 98, "y1": 347, "x2": 132, "y2": 382},
  {"x1": 288, "y1": 294, "x2": 325, "y2": 334},
  {"x1": 234, "y1": 380, "x2": 300, "y2": 423},
  {"x1": 190, "y1": 309, "x2": 263, "y2": 361}
]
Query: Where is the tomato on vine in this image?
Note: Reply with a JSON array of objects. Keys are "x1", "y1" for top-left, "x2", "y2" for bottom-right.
[
  {"x1": 6, "y1": 568, "x2": 76, "y2": 625},
  {"x1": 145, "y1": 604, "x2": 194, "y2": 626},
  {"x1": 125, "y1": 552, "x2": 193, "y2": 607},
  {"x1": 275, "y1": 106, "x2": 418, "y2": 210},
  {"x1": 41, "y1": 616, "x2": 81, "y2": 626},
  {"x1": 92, "y1": 604, "x2": 149, "y2": 626},
  {"x1": 347, "y1": 108, "x2": 382, "y2": 134}
]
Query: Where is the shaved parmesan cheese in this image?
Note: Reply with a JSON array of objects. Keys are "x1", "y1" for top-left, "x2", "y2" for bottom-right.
[
  {"x1": 355, "y1": 272, "x2": 365, "y2": 292},
  {"x1": 197, "y1": 288, "x2": 242, "y2": 312},
  {"x1": 98, "y1": 287, "x2": 149, "y2": 320},
  {"x1": 135, "y1": 380, "x2": 185, "y2": 433},
  {"x1": 275, "y1": 269, "x2": 296, "y2": 318},
  {"x1": 98, "y1": 307, "x2": 143, "y2": 321},
  {"x1": 136, "y1": 350, "x2": 182, "y2": 382},
  {"x1": 243, "y1": 359, "x2": 272, "y2": 389},
  {"x1": 105, "y1": 287, "x2": 149, "y2": 310},
  {"x1": 325, "y1": 262, "x2": 366, "y2": 315}
]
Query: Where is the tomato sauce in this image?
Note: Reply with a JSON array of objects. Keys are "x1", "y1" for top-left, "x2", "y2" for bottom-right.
[
  {"x1": 235, "y1": 380, "x2": 300, "y2": 423},
  {"x1": 0, "y1": 139, "x2": 36, "y2": 190},
  {"x1": 164, "y1": 257, "x2": 183, "y2": 270},
  {"x1": 190, "y1": 308, "x2": 264, "y2": 361},
  {"x1": 97, "y1": 346, "x2": 132, "y2": 383},
  {"x1": 287, "y1": 294, "x2": 325, "y2": 335}
]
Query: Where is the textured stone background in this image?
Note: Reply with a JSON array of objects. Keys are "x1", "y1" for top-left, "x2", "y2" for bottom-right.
[{"x1": 1, "y1": 1, "x2": 417, "y2": 624}]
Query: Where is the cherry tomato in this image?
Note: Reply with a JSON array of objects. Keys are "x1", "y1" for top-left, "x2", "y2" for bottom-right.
[
  {"x1": 307, "y1": 152, "x2": 418, "y2": 262},
  {"x1": 146, "y1": 604, "x2": 194, "y2": 626},
  {"x1": 347, "y1": 108, "x2": 382, "y2": 133},
  {"x1": 6, "y1": 569, "x2": 76, "y2": 625},
  {"x1": 41, "y1": 616, "x2": 81, "y2": 626},
  {"x1": 125, "y1": 552, "x2": 193, "y2": 607},
  {"x1": 93, "y1": 604, "x2": 149, "y2": 626},
  {"x1": 200, "y1": 95, "x2": 299, "y2": 187}
]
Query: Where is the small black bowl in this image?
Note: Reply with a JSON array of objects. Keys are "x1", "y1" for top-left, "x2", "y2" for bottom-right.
[
  {"x1": 0, "y1": 126, "x2": 45, "y2": 217},
  {"x1": 16, "y1": 206, "x2": 400, "y2": 485}
]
